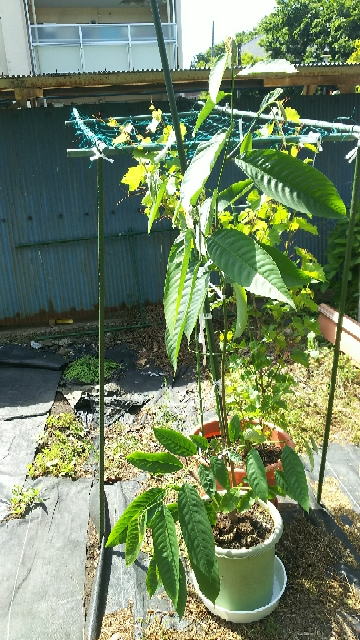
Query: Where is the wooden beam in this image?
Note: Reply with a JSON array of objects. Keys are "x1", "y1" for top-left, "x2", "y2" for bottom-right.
[{"x1": 302, "y1": 84, "x2": 318, "y2": 95}]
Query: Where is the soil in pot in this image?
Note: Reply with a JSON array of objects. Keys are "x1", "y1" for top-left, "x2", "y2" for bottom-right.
[{"x1": 213, "y1": 503, "x2": 274, "y2": 549}]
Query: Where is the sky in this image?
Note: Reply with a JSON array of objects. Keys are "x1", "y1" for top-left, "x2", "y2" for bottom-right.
[{"x1": 180, "y1": 0, "x2": 277, "y2": 67}]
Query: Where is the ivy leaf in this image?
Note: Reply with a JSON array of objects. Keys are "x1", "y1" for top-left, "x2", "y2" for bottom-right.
[
  {"x1": 126, "y1": 452, "x2": 183, "y2": 474},
  {"x1": 153, "y1": 427, "x2": 197, "y2": 456}
]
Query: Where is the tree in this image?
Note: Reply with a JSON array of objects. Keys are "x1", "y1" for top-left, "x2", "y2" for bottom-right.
[
  {"x1": 191, "y1": 30, "x2": 261, "y2": 68},
  {"x1": 259, "y1": 0, "x2": 360, "y2": 64},
  {"x1": 347, "y1": 39, "x2": 360, "y2": 63}
]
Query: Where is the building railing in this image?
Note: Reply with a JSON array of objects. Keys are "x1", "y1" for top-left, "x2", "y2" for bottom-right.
[{"x1": 30, "y1": 23, "x2": 177, "y2": 74}]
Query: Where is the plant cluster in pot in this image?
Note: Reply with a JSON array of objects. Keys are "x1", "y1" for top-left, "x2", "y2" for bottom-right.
[{"x1": 106, "y1": 41, "x2": 346, "y2": 621}]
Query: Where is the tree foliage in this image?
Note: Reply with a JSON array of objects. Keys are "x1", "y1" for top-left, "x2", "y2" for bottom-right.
[
  {"x1": 259, "y1": 0, "x2": 360, "y2": 64},
  {"x1": 191, "y1": 30, "x2": 261, "y2": 68}
]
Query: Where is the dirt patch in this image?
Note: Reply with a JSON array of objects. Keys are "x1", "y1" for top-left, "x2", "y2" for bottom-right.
[
  {"x1": 213, "y1": 502, "x2": 274, "y2": 548},
  {"x1": 84, "y1": 517, "x2": 100, "y2": 617},
  {"x1": 49, "y1": 391, "x2": 74, "y2": 416}
]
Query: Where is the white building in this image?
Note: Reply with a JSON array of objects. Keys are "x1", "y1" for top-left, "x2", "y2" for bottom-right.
[{"x1": 0, "y1": 0, "x2": 182, "y2": 77}]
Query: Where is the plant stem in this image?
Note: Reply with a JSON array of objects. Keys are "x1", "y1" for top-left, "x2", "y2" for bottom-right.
[{"x1": 195, "y1": 323, "x2": 204, "y2": 437}]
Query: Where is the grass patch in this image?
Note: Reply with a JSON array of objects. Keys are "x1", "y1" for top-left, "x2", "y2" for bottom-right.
[
  {"x1": 28, "y1": 413, "x2": 93, "y2": 478},
  {"x1": 63, "y1": 355, "x2": 121, "y2": 384}
]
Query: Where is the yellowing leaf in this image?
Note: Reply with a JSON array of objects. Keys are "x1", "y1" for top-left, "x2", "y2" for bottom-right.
[
  {"x1": 290, "y1": 146, "x2": 299, "y2": 157},
  {"x1": 121, "y1": 164, "x2": 146, "y2": 191},
  {"x1": 113, "y1": 131, "x2": 130, "y2": 146},
  {"x1": 108, "y1": 118, "x2": 119, "y2": 128},
  {"x1": 285, "y1": 107, "x2": 300, "y2": 123},
  {"x1": 180, "y1": 122, "x2": 187, "y2": 139}
]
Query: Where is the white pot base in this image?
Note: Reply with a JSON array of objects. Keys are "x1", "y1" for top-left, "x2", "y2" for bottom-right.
[{"x1": 192, "y1": 555, "x2": 287, "y2": 624}]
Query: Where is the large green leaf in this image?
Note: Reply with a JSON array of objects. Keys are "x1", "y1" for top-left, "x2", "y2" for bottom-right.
[
  {"x1": 178, "y1": 483, "x2": 216, "y2": 576},
  {"x1": 209, "y1": 53, "x2": 229, "y2": 102},
  {"x1": 164, "y1": 231, "x2": 193, "y2": 338},
  {"x1": 152, "y1": 505, "x2": 179, "y2": 607},
  {"x1": 126, "y1": 452, "x2": 183, "y2": 474},
  {"x1": 184, "y1": 264, "x2": 210, "y2": 340},
  {"x1": 180, "y1": 130, "x2": 229, "y2": 211},
  {"x1": 246, "y1": 449, "x2": 268, "y2": 502},
  {"x1": 218, "y1": 179, "x2": 253, "y2": 212},
  {"x1": 259, "y1": 243, "x2": 312, "y2": 288},
  {"x1": 165, "y1": 256, "x2": 200, "y2": 370},
  {"x1": 236, "y1": 150, "x2": 346, "y2": 219},
  {"x1": 106, "y1": 488, "x2": 165, "y2": 547},
  {"x1": 228, "y1": 415, "x2": 241, "y2": 443},
  {"x1": 148, "y1": 179, "x2": 167, "y2": 233},
  {"x1": 176, "y1": 559, "x2": 187, "y2": 620},
  {"x1": 125, "y1": 511, "x2": 146, "y2": 566},
  {"x1": 146, "y1": 555, "x2": 162, "y2": 597},
  {"x1": 207, "y1": 228, "x2": 294, "y2": 306},
  {"x1": 153, "y1": 427, "x2": 197, "y2": 457},
  {"x1": 192, "y1": 558, "x2": 220, "y2": 604},
  {"x1": 194, "y1": 91, "x2": 227, "y2": 135},
  {"x1": 281, "y1": 446, "x2": 309, "y2": 512},
  {"x1": 233, "y1": 283, "x2": 248, "y2": 339}
]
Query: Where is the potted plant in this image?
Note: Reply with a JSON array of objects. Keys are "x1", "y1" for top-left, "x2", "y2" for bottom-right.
[{"x1": 106, "y1": 42, "x2": 346, "y2": 619}]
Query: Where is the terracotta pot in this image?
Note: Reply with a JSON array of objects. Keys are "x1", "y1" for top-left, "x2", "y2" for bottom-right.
[
  {"x1": 318, "y1": 303, "x2": 360, "y2": 366},
  {"x1": 194, "y1": 419, "x2": 295, "y2": 489}
]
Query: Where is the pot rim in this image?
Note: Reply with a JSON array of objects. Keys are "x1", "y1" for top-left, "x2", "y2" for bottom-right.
[{"x1": 214, "y1": 498, "x2": 283, "y2": 559}]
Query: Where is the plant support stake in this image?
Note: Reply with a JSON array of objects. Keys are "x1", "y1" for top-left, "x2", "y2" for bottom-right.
[
  {"x1": 317, "y1": 148, "x2": 360, "y2": 503},
  {"x1": 98, "y1": 157, "x2": 105, "y2": 542}
]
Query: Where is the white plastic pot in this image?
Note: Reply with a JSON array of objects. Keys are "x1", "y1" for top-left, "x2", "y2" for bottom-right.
[{"x1": 193, "y1": 499, "x2": 285, "y2": 618}]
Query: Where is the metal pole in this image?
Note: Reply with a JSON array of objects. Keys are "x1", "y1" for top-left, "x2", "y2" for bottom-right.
[
  {"x1": 97, "y1": 157, "x2": 105, "y2": 542},
  {"x1": 317, "y1": 150, "x2": 360, "y2": 503},
  {"x1": 149, "y1": 0, "x2": 187, "y2": 173}
]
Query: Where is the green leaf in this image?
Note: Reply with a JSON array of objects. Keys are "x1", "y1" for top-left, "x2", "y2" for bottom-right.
[
  {"x1": 125, "y1": 511, "x2": 146, "y2": 566},
  {"x1": 237, "y1": 489, "x2": 256, "y2": 513},
  {"x1": 106, "y1": 488, "x2": 165, "y2": 547},
  {"x1": 236, "y1": 150, "x2": 346, "y2": 219},
  {"x1": 148, "y1": 179, "x2": 167, "y2": 233},
  {"x1": 258, "y1": 88, "x2": 283, "y2": 112},
  {"x1": 220, "y1": 489, "x2": 241, "y2": 513},
  {"x1": 153, "y1": 427, "x2": 197, "y2": 456},
  {"x1": 246, "y1": 449, "x2": 268, "y2": 502},
  {"x1": 227, "y1": 449, "x2": 244, "y2": 466},
  {"x1": 258, "y1": 243, "x2": 312, "y2": 288},
  {"x1": 309, "y1": 434, "x2": 319, "y2": 454},
  {"x1": 233, "y1": 284, "x2": 248, "y2": 339},
  {"x1": 146, "y1": 555, "x2": 162, "y2": 597},
  {"x1": 192, "y1": 557, "x2": 220, "y2": 604},
  {"x1": 204, "y1": 500, "x2": 217, "y2": 526},
  {"x1": 209, "y1": 53, "x2": 229, "y2": 102},
  {"x1": 210, "y1": 456, "x2": 230, "y2": 491},
  {"x1": 228, "y1": 415, "x2": 241, "y2": 444},
  {"x1": 180, "y1": 130, "x2": 229, "y2": 211},
  {"x1": 176, "y1": 559, "x2": 187, "y2": 620},
  {"x1": 165, "y1": 257, "x2": 200, "y2": 370},
  {"x1": 164, "y1": 231, "x2": 193, "y2": 338},
  {"x1": 207, "y1": 228, "x2": 294, "y2": 307},
  {"x1": 167, "y1": 502, "x2": 179, "y2": 522},
  {"x1": 189, "y1": 434, "x2": 209, "y2": 450},
  {"x1": 274, "y1": 470, "x2": 290, "y2": 496},
  {"x1": 290, "y1": 349, "x2": 310, "y2": 367},
  {"x1": 152, "y1": 505, "x2": 179, "y2": 607},
  {"x1": 218, "y1": 179, "x2": 253, "y2": 212},
  {"x1": 194, "y1": 91, "x2": 227, "y2": 135},
  {"x1": 178, "y1": 483, "x2": 216, "y2": 576},
  {"x1": 240, "y1": 131, "x2": 253, "y2": 155},
  {"x1": 243, "y1": 428, "x2": 266, "y2": 444},
  {"x1": 281, "y1": 446, "x2": 310, "y2": 512},
  {"x1": 126, "y1": 452, "x2": 183, "y2": 475},
  {"x1": 198, "y1": 463, "x2": 216, "y2": 498},
  {"x1": 184, "y1": 264, "x2": 210, "y2": 341}
]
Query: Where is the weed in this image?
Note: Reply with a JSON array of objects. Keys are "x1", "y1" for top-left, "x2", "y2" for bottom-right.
[
  {"x1": 28, "y1": 413, "x2": 93, "y2": 478},
  {"x1": 9, "y1": 485, "x2": 43, "y2": 518},
  {"x1": 63, "y1": 355, "x2": 121, "y2": 384}
]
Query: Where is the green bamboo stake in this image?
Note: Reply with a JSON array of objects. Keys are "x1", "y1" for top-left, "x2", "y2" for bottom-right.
[
  {"x1": 149, "y1": 0, "x2": 187, "y2": 174},
  {"x1": 97, "y1": 157, "x2": 105, "y2": 542},
  {"x1": 317, "y1": 149, "x2": 360, "y2": 503}
]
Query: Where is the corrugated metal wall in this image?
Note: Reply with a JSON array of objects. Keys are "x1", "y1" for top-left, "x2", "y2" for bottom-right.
[
  {"x1": 0, "y1": 94, "x2": 359, "y2": 326},
  {"x1": 0, "y1": 102, "x2": 176, "y2": 325}
]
